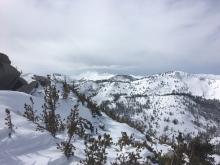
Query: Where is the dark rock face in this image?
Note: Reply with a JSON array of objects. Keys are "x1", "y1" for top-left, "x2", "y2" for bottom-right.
[
  {"x1": 0, "y1": 53, "x2": 11, "y2": 64},
  {"x1": 13, "y1": 77, "x2": 28, "y2": 90},
  {"x1": 0, "y1": 53, "x2": 27, "y2": 90},
  {"x1": 33, "y1": 75, "x2": 50, "y2": 86},
  {"x1": 17, "y1": 81, "x2": 38, "y2": 94}
]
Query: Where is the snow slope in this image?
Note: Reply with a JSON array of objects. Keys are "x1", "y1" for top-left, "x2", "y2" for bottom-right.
[{"x1": 0, "y1": 89, "x2": 154, "y2": 165}]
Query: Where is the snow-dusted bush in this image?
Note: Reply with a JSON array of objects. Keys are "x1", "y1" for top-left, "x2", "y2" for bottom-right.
[
  {"x1": 57, "y1": 141, "x2": 75, "y2": 159},
  {"x1": 117, "y1": 132, "x2": 135, "y2": 151},
  {"x1": 5, "y1": 109, "x2": 14, "y2": 138},
  {"x1": 23, "y1": 97, "x2": 38, "y2": 122},
  {"x1": 81, "y1": 135, "x2": 108, "y2": 165}
]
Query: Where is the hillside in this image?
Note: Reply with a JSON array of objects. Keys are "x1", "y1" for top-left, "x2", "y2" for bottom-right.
[
  {"x1": 0, "y1": 71, "x2": 220, "y2": 164},
  {"x1": 0, "y1": 78, "x2": 157, "y2": 165},
  {"x1": 75, "y1": 71, "x2": 220, "y2": 133}
]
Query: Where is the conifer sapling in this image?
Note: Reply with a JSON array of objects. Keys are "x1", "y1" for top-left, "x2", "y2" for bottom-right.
[{"x1": 5, "y1": 109, "x2": 14, "y2": 138}]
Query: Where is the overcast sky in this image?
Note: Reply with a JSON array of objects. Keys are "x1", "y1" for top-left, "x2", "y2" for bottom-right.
[{"x1": 0, "y1": 0, "x2": 220, "y2": 76}]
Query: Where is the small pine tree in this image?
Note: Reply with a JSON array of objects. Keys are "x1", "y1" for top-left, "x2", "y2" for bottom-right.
[
  {"x1": 57, "y1": 105, "x2": 79, "y2": 159},
  {"x1": 118, "y1": 132, "x2": 135, "y2": 150},
  {"x1": 81, "y1": 135, "x2": 108, "y2": 165},
  {"x1": 5, "y1": 109, "x2": 14, "y2": 138},
  {"x1": 102, "y1": 133, "x2": 113, "y2": 147},
  {"x1": 62, "y1": 77, "x2": 70, "y2": 100},
  {"x1": 41, "y1": 75, "x2": 61, "y2": 137},
  {"x1": 111, "y1": 149, "x2": 145, "y2": 165},
  {"x1": 24, "y1": 97, "x2": 38, "y2": 122},
  {"x1": 57, "y1": 141, "x2": 75, "y2": 159},
  {"x1": 78, "y1": 118, "x2": 94, "y2": 138},
  {"x1": 67, "y1": 105, "x2": 80, "y2": 136}
]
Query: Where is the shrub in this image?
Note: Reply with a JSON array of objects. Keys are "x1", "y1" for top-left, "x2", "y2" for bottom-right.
[
  {"x1": 81, "y1": 135, "x2": 108, "y2": 165},
  {"x1": 172, "y1": 119, "x2": 178, "y2": 125},
  {"x1": 57, "y1": 141, "x2": 75, "y2": 159},
  {"x1": 112, "y1": 152, "x2": 142, "y2": 165},
  {"x1": 5, "y1": 109, "x2": 14, "y2": 138},
  {"x1": 118, "y1": 132, "x2": 135, "y2": 150},
  {"x1": 24, "y1": 97, "x2": 38, "y2": 122}
]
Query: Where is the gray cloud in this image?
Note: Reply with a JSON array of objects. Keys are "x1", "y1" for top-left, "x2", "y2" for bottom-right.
[{"x1": 0, "y1": 0, "x2": 220, "y2": 75}]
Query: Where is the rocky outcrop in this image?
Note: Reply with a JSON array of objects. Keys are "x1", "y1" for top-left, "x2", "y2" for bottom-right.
[
  {"x1": 0, "y1": 53, "x2": 28, "y2": 90},
  {"x1": 0, "y1": 53, "x2": 11, "y2": 64},
  {"x1": 32, "y1": 75, "x2": 50, "y2": 86},
  {"x1": 17, "y1": 74, "x2": 50, "y2": 94},
  {"x1": 17, "y1": 81, "x2": 38, "y2": 94},
  {"x1": 0, "y1": 53, "x2": 21, "y2": 90}
]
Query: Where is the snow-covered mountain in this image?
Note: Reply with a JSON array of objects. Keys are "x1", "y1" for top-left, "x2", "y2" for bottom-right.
[
  {"x1": 76, "y1": 71, "x2": 220, "y2": 100},
  {"x1": 75, "y1": 71, "x2": 220, "y2": 137},
  {"x1": 1, "y1": 71, "x2": 220, "y2": 164}
]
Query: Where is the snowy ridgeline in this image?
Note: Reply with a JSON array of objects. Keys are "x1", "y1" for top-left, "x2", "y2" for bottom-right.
[{"x1": 0, "y1": 71, "x2": 220, "y2": 164}]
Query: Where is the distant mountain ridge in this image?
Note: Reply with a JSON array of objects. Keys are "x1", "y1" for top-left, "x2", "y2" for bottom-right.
[
  {"x1": 73, "y1": 70, "x2": 220, "y2": 139},
  {"x1": 75, "y1": 70, "x2": 220, "y2": 99}
]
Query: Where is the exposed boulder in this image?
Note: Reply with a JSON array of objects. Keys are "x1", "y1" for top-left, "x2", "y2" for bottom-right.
[{"x1": 0, "y1": 53, "x2": 27, "y2": 90}]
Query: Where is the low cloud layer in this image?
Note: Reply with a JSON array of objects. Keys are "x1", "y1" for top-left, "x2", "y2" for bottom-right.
[{"x1": 0, "y1": 0, "x2": 220, "y2": 75}]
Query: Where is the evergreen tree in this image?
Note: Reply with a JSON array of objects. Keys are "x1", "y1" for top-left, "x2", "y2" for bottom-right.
[
  {"x1": 67, "y1": 105, "x2": 80, "y2": 136},
  {"x1": 62, "y1": 77, "x2": 70, "y2": 99},
  {"x1": 102, "y1": 133, "x2": 113, "y2": 147},
  {"x1": 57, "y1": 105, "x2": 80, "y2": 159},
  {"x1": 157, "y1": 132, "x2": 215, "y2": 165},
  {"x1": 118, "y1": 132, "x2": 135, "y2": 150},
  {"x1": 41, "y1": 75, "x2": 61, "y2": 137},
  {"x1": 111, "y1": 149, "x2": 149, "y2": 165},
  {"x1": 5, "y1": 109, "x2": 14, "y2": 138},
  {"x1": 57, "y1": 141, "x2": 75, "y2": 159},
  {"x1": 81, "y1": 135, "x2": 108, "y2": 165}
]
